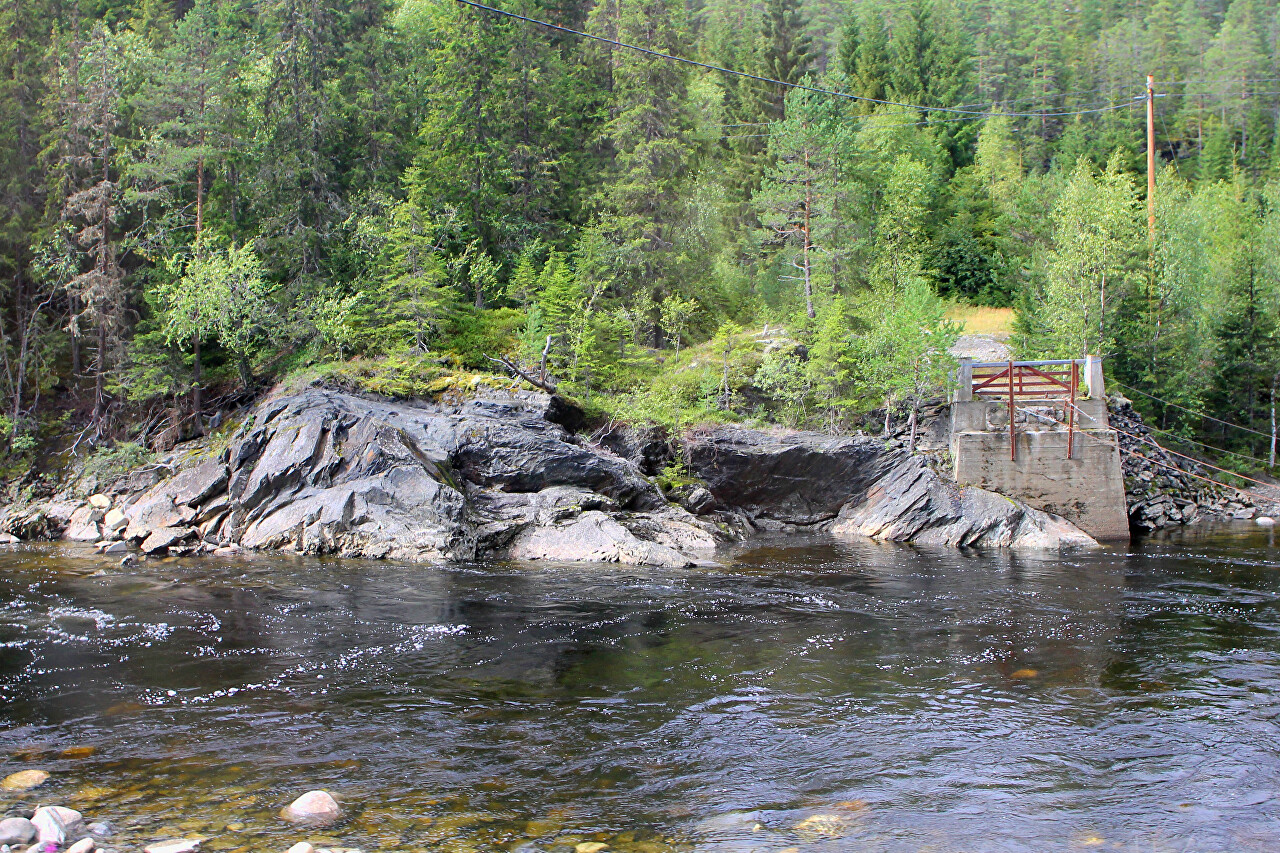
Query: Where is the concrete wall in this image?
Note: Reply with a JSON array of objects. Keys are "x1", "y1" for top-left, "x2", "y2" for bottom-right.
[
  {"x1": 950, "y1": 356, "x2": 1130, "y2": 542},
  {"x1": 952, "y1": 429, "x2": 1131, "y2": 541}
]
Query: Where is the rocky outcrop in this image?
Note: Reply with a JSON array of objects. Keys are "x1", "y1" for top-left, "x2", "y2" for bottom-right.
[
  {"x1": 832, "y1": 457, "x2": 1097, "y2": 548},
  {"x1": 95, "y1": 389, "x2": 722, "y2": 565},
  {"x1": 683, "y1": 428, "x2": 897, "y2": 525},
  {"x1": 684, "y1": 427, "x2": 1096, "y2": 549},
  {"x1": 3, "y1": 388, "x2": 1098, "y2": 562}
]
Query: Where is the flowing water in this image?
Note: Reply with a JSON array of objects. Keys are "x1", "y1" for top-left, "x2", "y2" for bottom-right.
[{"x1": 3, "y1": 525, "x2": 1280, "y2": 852}]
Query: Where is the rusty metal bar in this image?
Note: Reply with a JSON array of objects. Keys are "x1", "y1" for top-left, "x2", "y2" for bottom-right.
[
  {"x1": 1008, "y1": 359, "x2": 1016, "y2": 461},
  {"x1": 1067, "y1": 360, "x2": 1078, "y2": 459}
]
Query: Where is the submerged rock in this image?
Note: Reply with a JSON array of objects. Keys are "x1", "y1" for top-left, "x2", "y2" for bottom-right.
[
  {"x1": 143, "y1": 839, "x2": 201, "y2": 853},
  {"x1": 282, "y1": 790, "x2": 342, "y2": 825},
  {"x1": 64, "y1": 838, "x2": 95, "y2": 853},
  {"x1": 1, "y1": 769, "x2": 49, "y2": 791}
]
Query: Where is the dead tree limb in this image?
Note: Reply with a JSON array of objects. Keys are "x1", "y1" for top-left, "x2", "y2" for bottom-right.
[{"x1": 487, "y1": 354, "x2": 558, "y2": 394}]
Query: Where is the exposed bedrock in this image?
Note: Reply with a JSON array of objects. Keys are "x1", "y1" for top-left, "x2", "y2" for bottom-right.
[{"x1": 6, "y1": 389, "x2": 1098, "y2": 564}]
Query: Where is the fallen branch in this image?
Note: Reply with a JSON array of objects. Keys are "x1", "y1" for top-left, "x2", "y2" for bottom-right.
[{"x1": 486, "y1": 354, "x2": 558, "y2": 394}]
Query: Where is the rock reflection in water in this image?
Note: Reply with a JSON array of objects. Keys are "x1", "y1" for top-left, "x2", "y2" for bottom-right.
[{"x1": 0, "y1": 526, "x2": 1279, "y2": 851}]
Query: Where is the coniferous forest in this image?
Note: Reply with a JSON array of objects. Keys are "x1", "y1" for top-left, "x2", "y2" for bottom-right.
[{"x1": 4, "y1": 0, "x2": 1280, "y2": 472}]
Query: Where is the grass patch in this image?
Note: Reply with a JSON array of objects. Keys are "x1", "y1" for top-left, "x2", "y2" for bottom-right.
[
  {"x1": 284, "y1": 352, "x2": 515, "y2": 402},
  {"x1": 946, "y1": 303, "x2": 1014, "y2": 337}
]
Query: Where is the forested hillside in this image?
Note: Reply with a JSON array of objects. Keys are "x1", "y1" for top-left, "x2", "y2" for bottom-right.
[{"x1": 3, "y1": 0, "x2": 1280, "y2": 471}]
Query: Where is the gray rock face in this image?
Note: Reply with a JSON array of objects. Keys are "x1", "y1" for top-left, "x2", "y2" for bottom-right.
[
  {"x1": 5, "y1": 387, "x2": 1097, "y2": 561},
  {"x1": 831, "y1": 457, "x2": 1097, "y2": 549},
  {"x1": 684, "y1": 428, "x2": 899, "y2": 525},
  {"x1": 684, "y1": 427, "x2": 1095, "y2": 549},
  {"x1": 101, "y1": 389, "x2": 716, "y2": 566}
]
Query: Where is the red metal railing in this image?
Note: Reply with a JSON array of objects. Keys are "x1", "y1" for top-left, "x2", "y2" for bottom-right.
[{"x1": 969, "y1": 360, "x2": 1082, "y2": 461}]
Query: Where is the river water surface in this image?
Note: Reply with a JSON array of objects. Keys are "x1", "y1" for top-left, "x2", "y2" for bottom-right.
[{"x1": 3, "y1": 525, "x2": 1280, "y2": 852}]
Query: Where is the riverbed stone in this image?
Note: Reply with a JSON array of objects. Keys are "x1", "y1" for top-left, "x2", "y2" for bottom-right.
[
  {"x1": 287, "y1": 843, "x2": 317, "y2": 853},
  {"x1": 30, "y1": 806, "x2": 81, "y2": 845},
  {"x1": 143, "y1": 839, "x2": 201, "y2": 853},
  {"x1": 575, "y1": 844, "x2": 609, "y2": 853},
  {"x1": 282, "y1": 790, "x2": 342, "y2": 825},
  {"x1": 0, "y1": 818, "x2": 36, "y2": 845},
  {"x1": 141, "y1": 526, "x2": 196, "y2": 555},
  {"x1": 65, "y1": 837, "x2": 95, "y2": 853},
  {"x1": 1, "y1": 769, "x2": 49, "y2": 791},
  {"x1": 99, "y1": 540, "x2": 129, "y2": 555},
  {"x1": 1258, "y1": 516, "x2": 1275, "y2": 526}
]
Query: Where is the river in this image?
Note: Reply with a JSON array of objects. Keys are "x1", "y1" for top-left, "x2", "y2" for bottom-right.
[{"x1": 2, "y1": 524, "x2": 1279, "y2": 852}]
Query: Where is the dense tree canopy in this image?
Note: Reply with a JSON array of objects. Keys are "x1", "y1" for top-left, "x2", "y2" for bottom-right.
[{"x1": 3, "y1": 0, "x2": 1280, "y2": 469}]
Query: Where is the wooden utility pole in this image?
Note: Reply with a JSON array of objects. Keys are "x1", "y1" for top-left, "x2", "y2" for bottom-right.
[{"x1": 1146, "y1": 74, "x2": 1156, "y2": 243}]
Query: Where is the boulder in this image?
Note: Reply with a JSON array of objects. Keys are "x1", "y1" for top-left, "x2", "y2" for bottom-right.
[
  {"x1": 62, "y1": 505, "x2": 102, "y2": 542},
  {"x1": 103, "y1": 507, "x2": 128, "y2": 532},
  {"x1": 288, "y1": 844, "x2": 317, "y2": 853},
  {"x1": 30, "y1": 806, "x2": 82, "y2": 846},
  {"x1": 88, "y1": 494, "x2": 112, "y2": 509},
  {"x1": 832, "y1": 457, "x2": 1097, "y2": 549},
  {"x1": 0, "y1": 817, "x2": 36, "y2": 846},
  {"x1": 65, "y1": 838, "x2": 96, "y2": 853},
  {"x1": 144, "y1": 840, "x2": 201, "y2": 853},
  {"x1": 167, "y1": 460, "x2": 229, "y2": 507},
  {"x1": 505, "y1": 511, "x2": 695, "y2": 568},
  {"x1": 141, "y1": 526, "x2": 196, "y2": 555},
  {"x1": 282, "y1": 790, "x2": 342, "y2": 825}
]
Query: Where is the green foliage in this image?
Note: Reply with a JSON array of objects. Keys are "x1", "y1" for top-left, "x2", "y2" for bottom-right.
[
  {"x1": 81, "y1": 441, "x2": 153, "y2": 482},
  {"x1": 6, "y1": 0, "x2": 1280, "y2": 467}
]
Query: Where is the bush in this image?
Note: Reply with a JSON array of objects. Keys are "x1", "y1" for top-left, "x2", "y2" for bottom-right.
[{"x1": 81, "y1": 442, "x2": 154, "y2": 483}]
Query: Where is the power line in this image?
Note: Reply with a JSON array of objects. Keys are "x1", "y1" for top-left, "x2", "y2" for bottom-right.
[
  {"x1": 1109, "y1": 379, "x2": 1275, "y2": 440},
  {"x1": 453, "y1": 0, "x2": 1144, "y2": 120}
]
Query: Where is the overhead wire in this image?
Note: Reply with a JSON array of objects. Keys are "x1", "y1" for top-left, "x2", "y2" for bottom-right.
[
  {"x1": 1109, "y1": 379, "x2": 1276, "y2": 440},
  {"x1": 1014, "y1": 403, "x2": 1276, "y2": 503},
  {"x1": 453, "y1": 0, "x2": 1144, "y2": 120}
]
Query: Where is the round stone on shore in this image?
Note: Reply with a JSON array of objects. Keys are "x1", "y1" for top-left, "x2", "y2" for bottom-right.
[
  {"x1": 287, "y1": 843, "x2": 317, "y2": 853},
  {"x1": 1257, "y1": 516, "x2": 1275, "y2": 526},
  {"x1": 282, "y1": 791, "x2": 342, "y2": 825},
  {"x1": 0, "y1": 817, "x2": 36, "y2": 846},
  {"x1": 1, "y1": 769, "x2": 49, "y2": 791},
  {"x1": 65, "y1": 838, "x2": 96, "y2": 853}
]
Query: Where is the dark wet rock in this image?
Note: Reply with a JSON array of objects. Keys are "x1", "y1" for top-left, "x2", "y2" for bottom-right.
[
  {"x1": 679, "y1": 486, "x2": 716, "y2": 515},
  {"x1": 683, "y1": 428, "x2": 898, "y2": 525},
  {"x1": 596, "y1": 423, "x2": 673, "y2": 475}
]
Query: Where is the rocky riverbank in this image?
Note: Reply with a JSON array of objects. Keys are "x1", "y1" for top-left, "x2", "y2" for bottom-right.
[
  {"x1": 1109, "y1": 397, "x2": 1277, "y2": 531},
  {"x1": 0, "y1": 771, "x2": 356, "y2": 853},
  {"x1": 0, "y1": 387, "x2": 1098, "y2": 564}
]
